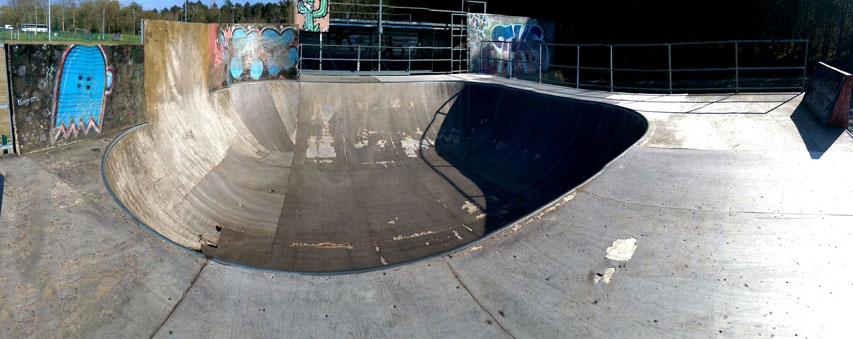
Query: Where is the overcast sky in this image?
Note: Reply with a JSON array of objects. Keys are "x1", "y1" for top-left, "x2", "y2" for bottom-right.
[{"x1": 126, "y1": 0, "x2": 281, "y2": 11}]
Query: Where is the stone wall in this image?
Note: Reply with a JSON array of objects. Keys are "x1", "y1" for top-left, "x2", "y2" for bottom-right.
[{"x1": 8, "y1": 44, "x2": 145, "y2": 154}]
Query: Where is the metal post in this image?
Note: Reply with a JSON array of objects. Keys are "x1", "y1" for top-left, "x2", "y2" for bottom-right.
[
  {"x1": 802, "y1": 40, "x2": 809, "y2": 91},
  {"x1": 609, "y1": 45, "x2": 614, "y2": 92},
  {"x1": 378, "y1": 0, "x2": 383, "y2": 72},
  {"x1": 508, "y1": 48, "x2": 513, "y2": 78},
  {"x1": 667, "y1": 44, "x2": 673, "y2": 94},
  {"x1": 319, "y1": 32, "x2": 323, "y2": 71},
  {"x1": 576, "y1": 46, "x2": 580, "y2": 88},
  {"x1": 734, "y1": 41, "x2": 739, "y2": 94},
  {"x1": 357, "y1": 45, "x2": 361, "y2": 72},
  {"x1": 538, "y1": 43, "x2": 542, "y2": 83},
  {"x1": 48, "y1": 0, "x2": 51, "y2": 42},
  {"x1": 408, "y1": 47, "x2": 412, "y2": 72}
]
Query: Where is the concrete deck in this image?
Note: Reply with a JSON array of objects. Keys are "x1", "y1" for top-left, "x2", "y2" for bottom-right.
[
  {"x1": 2, "y1": 73, "x2": 852, "y2": 337},
  {"x1": 2, "y1": 21, "x2": 853, "y2": 339}
]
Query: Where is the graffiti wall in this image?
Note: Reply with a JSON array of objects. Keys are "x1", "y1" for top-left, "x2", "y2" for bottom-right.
[
  {"x1": 294, "y1": 0, "x2": 330, "y2": 32},
  {"x1": 468, "y1": 14, "x2": 554, "y2": 76},
  {"x1": 8, "y1": 44, "x2": 145, "y2": 154},
  {"x1": 209, "y1": 24, "x2": 299, "y2": 91}
]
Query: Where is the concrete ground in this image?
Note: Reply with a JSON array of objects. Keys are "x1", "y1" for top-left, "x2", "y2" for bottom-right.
[{"x1": 2, "y1": 74, "x2": 853, "y2": 338}]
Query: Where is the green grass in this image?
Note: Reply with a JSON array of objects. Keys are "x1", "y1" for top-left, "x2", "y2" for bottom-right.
[{"x1": 0, "y1": 30, "x2": 141, "y2": 44}]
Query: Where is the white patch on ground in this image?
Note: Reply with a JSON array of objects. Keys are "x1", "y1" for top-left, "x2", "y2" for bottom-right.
[
  {"x1": 376, "y1": 139, "x2": 387, "y2": 149},
  {"x1": 594, "y1": 267, "x2": 617, "y2": 284},
  {"x1": 354, "y1": 140, "x2": 368, "y2": 149},
  {"x1": 461, "y1": 201, "x2": 480, "y2": 214},
  {"x1": 462, "y1": 224, "x2": 473, "y2": 232},
  {"x1": 390, "y1": 97, "x2": 401, "y2": 109},
  {"x1": 605, "y1": 238, "x2": 638, "y2": 261},
  {"x1": 387, "y1": 217, "x2": 398, "y2": 224},
  {"x1": 306, "y1": 135, "x2": 336, "y2": 159},
  {"x1": 453, "y1": 230, "x2": 463, "y2": 240},
  {"x1": 563, "y1": 192, "x2": 576, "y2": 201},
  {"x1": 401, "y1": 137, "x2": 420, "y2": 157},
  {"x1": 393, "y1": 231, "x2": 435, "y2": 241},
  {"x1": 374, "y1": 243, "x2": 388, "y2": 265}
]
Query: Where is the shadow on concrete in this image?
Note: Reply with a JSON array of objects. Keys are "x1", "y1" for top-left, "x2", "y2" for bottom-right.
[
  {"x1": 422, "y1": 83, "x2": 648, "y2": 234},
  {"x1": 790, "y1": 102, "x2": 845, "y2": 159}
]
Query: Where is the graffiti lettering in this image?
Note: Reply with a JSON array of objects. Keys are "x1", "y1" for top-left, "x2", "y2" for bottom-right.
[
  {"x1": 210, "y1": 24, "x2": 299, "y2": 90},
  {"x1": 17, "y1": 96, "x2": 37, "y2": 107},
  {"x1": 295, "y1": 0, "x2": 330, "y2": 32},
  {"x1": 467, "y1": 14, "x2": 553, "y2": 76},
  {"x1": 51, "y1": 45, "x2": 115, "y2": 141}
]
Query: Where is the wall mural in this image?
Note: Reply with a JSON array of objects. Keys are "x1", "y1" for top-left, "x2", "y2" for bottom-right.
[
  {"x1": 294, "y1": 0, "x2": 330, "y2": 32},
  {"x1": 468, "y1": 14, "x2": 554, "y2": 76},
  {"x1": 53, "y1": 45, "x2": 114, "y2": 141},
  {"x1": 8, "y1": 44, "x2": 144, "y2": 154},
  {"x1": 209, "y1": 24, "x2": 299, "y2": 91}
]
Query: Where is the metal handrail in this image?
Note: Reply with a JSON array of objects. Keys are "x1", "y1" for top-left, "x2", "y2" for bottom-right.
[{"x1": 474, "y1": 39, "x2": 809, "y2": 93}]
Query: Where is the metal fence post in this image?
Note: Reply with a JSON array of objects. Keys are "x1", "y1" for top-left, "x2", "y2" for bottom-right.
[
  {"x1": 609, "y1": 45, "x2": 614, "y2": 92},
  {"x1": 357, "y1": 45, "x2": 361, "y2": 72},
  {"x1": 538, "y1": 43, "x2": 542, "y2": 83},
  {"x1": 734, "y1": 41, "x2": 739, "y2": 94},
  {"x1": 508, "y1": 47, "x2": 513, "y2": 78},
  {"x1": 319, "y1": 32, "x2": 323, "y2": 71},
  {"x1": 408, "y1": 47, "x2": 412, "y2": 72},
  {"x1": 667, "y1": 44, "x2": 673, "y2": 94},
  {"x1": 802, "y1": 40, "x2": 809, "y2": 91},
  {"x1": 576, "y1": 46, "x2": 580, "y2": 88}
]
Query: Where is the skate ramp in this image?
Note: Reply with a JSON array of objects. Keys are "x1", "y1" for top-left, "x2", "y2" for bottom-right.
[{"x1": 104, "y1": 21, "x2": 647, "y2": 272}]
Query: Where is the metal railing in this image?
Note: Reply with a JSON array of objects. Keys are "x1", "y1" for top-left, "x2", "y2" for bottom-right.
[
  {"x1": 474, "y1": 39, "x2": 809, "y2": 93},
  {"x1": 299, "y1": 43, "x2": 457, "y2": 75}
]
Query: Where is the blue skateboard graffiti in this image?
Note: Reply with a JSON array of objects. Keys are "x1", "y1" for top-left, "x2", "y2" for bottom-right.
[{"x1": 53, "y1": 45, "x2": 113, "y2": 141}]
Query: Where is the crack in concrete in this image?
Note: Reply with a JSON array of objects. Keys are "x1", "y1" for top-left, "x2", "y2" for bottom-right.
[
  {"x1": 150, "y1": 260, "x2": 208, "y2": 339},
  {"x1": 446, "y1": 261, "x2": 516, "y2": 339}
]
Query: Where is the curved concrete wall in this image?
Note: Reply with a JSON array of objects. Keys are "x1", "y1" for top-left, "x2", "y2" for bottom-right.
[{"x1": 104, "y1": 21, "x2": 647, "y2": 272}]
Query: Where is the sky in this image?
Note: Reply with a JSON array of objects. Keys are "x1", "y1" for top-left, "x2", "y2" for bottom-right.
[{"x1": 123, "y1": 0, "x2": 281, "y2": 11}]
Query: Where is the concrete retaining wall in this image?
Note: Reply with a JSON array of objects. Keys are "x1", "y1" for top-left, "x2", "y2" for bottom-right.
[
  {"x1": 7, "y1": 44, "x2": 145, "y2": 154},
  {"x1": 0, "y1": 45, "x2": 13, "y2": 155},
  {"x1": 803, "y1": 62, "x2": 851, "y2": 129}
]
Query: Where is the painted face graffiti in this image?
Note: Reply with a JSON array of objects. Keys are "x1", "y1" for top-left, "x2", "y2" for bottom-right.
[{"x1": 51, "y1": 45, "x2": 114, "y2": 142}]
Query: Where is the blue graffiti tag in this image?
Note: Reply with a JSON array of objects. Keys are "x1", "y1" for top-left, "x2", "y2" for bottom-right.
[{"x1": 222, "y1": 26, "x2": 299, "y2": 83}]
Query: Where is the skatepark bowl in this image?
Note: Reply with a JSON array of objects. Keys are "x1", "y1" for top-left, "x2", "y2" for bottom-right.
[{"x1": 103, "y1": 81, "x2": 648, "y2": 272}]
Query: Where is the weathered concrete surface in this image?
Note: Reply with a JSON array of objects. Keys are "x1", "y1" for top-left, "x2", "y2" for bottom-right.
[
  {"x1": 4, "y1": 20, "x2": 853, "y2": 339},
  {"x1": 106, "y1": 21, "x2": 647, "y2": 272},
  {"x1": 0, "y1": 134, "x2": 206, "y2": 338}
]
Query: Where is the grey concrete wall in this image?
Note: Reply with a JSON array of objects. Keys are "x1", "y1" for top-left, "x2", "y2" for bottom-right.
[
  {"x1": 7, "y1": 44, "x2": 145, "y2": 154},
  {"x1": 803, "y1": 61, "x2": 851, "y2": 128},
  {"x1": 0, "y1": 45, "x2": 13, "y2": 154}
]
